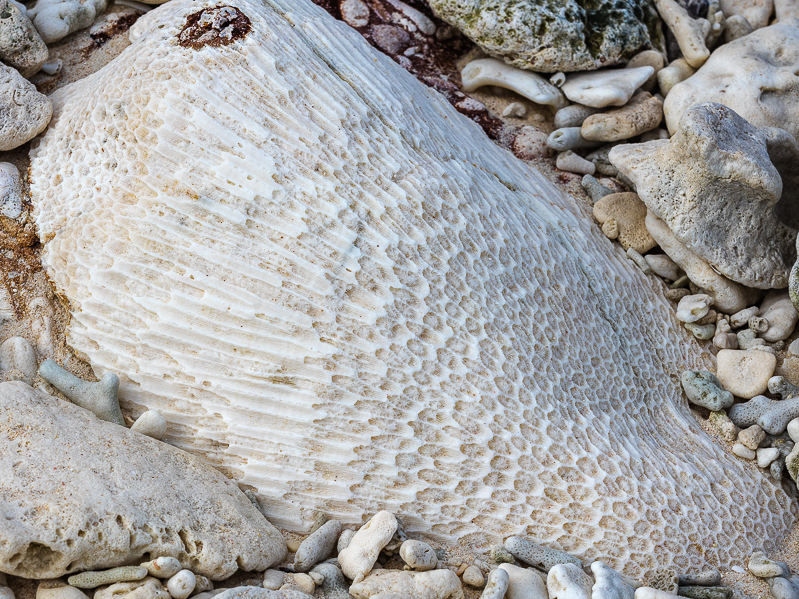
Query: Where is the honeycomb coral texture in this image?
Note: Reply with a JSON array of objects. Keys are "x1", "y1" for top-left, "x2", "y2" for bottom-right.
[{"x1": 29, "y1": 0, "x2": 796, "y2": 577}]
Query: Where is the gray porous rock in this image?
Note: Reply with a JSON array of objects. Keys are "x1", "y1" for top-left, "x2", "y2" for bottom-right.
[
  {"x1": 310, "y1": 564, "x2": 350, "y2": 599},
  {"x1": 610, "y1": 103, "x2": 799, "y2": 289},
  {"x1": 680, "y1": 371, "x2": 733, "y2": 411},
  {"x1": 729, "y1": 395, "x2": 799, "y2": 435},
  {"x1": 678, "y1": 569, "x2": 721, "y2": 586},
  {"x1": 504, "y1": 537, "x2": 582, "y2": 572},
  {"x1": 294, "y1": 520, "x2": 341, "y2": 572},
  {"x1": 0, "y1": 381, "x2": 287, "y2": 579},
  {"x1": 591, "y1": 562, "x2": 635, "y2": 599},
  {"x1": 427, "y1": 0, "x2": 665, "y2": 73},
  {"x1": 0, "y1": 0, "x2": 48, "y2": 77},
  {"x1": 664, "y1": 23, "x2": 799, "y2": 141},
  {"x1": 676, "y1": 587, "x2": 731, "y2": 599},
  {"x1": 39, "y1": 359, "x2": 125, "y2": 425},
  {"x1": 0, "y1": 62, "x2": 51, "y2": 150},
  {"x1": 768, "y1": 577, "x2": 799, "y2": 599}
]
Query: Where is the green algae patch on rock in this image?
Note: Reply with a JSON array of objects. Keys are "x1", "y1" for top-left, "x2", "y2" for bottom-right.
[{"x1": 427, "y1": 0, "x2": 666, "y2": 73}]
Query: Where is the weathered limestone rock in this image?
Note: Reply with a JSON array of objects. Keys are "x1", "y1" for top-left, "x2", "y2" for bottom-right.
[
  {"x1": 0, "y1": 62, "x2": 51, "y2": 150},
  {"x1": 593, "y1": 193, "x2": 656, "y2": 254},
  {"x1": 610, "y1": 103, "x2": 799, "y2": 289},
  {"x1": 0, "y1": 382, "x2": 286, "y2": 579},
  {"x1": 645, "y1": 212, "x2": 758, "y2": 313},
  {"x1": 653, "y1": 0, "x2": 711, "y2": 67},
  {"x1": 719, "y1": 0, "x2": 773, "y2": 29},
  {"x1": 664, "y1": 23, "x2": 799, "y2": 141},
  {"x1": 581, "y1": 92, "x2": 663, "y2": 142},
  {"x1": 0, "y1": 0, "x2": 48, "y2": 77},
  {"x1": 427, "y1": 0, "x2": 665, "y2": 73}
]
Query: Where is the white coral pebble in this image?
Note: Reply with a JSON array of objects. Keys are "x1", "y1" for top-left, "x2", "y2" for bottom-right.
[
  {"x1": 676, "y1": 294, "x2": 713, "y2": 323},
  {"x1": 166, "y1": 571, "x2": 195, "y2": 599},
  {"x1": 499, "y1": 564, "x2": 547, "y2": 599},
  {"x1": 141, "y1": 557, "x2": 182, "y2": 579},
  {"x1": 28, "y1": 0, "x2": 108, "y2": 43},
  {"x1": 591, "y1": 562, "x2": 635, "y2": 599},
  {"x1": 338, "y1": 511, "x2": 397, "y2": 583},
  {"x1": 131, "y1": 410, "x2": 168, "y2": 439},
  {"x1": 478, "y1": 568, "x2": 507, "y2": 599},
  {"x1": 400, "y1": 540, "x2": 438, "y2": 571},
  {"x1": 263, "y1": 570, "x2": 284, "y2": 591},
  {"x1": 0, "y1": 587, "x2": 13, "y2": 599},
  {"x1": 547, "y1": 564, "x2": 592, "y2": 599},
  {"x1": 0, "y1": 163, "x2": 23, "y2": 219},
  {"x1": 349, "y1": 570, "x2": 463, "y2": 599}
]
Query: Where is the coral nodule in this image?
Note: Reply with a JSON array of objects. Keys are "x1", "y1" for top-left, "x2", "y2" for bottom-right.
[{"x1": 29, "y1": 0, "x2": 795, "y2": 576}]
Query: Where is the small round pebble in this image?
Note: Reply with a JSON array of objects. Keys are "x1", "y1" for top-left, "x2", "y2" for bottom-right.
[
  {"x1": 399, "y1": 540, "x2": 438, "y2": 571},
  {"x1": 166, "y1": 570, "x2": 196, "y2": 599},
  {"x1": 732, "y1": 443, "x2": 756, "y2": 460},
  {"x1": 738, "y1": 424, "x2": 766, "y2": 451},
  {"x1": 716, "y1": 349, "x2": 777, "y2": 399},
  {"x1": 676, "y1": 294, "x2": 713, "y2": 323},
  {"x1": 141, "y1": 558, "x2": 182, "y2": 579},
  {"x1": 685, "y1": 323, "x2": 715, "y2": 340},
  {"x1": 0, "y1": 588, "x2": 13, "y2": 599},
  {"x1": 291, "y1": 573, "x2": 315, "y2": 595},
  {"x1": 757, "y1": 447, "x2": 780, "y2": 469},
  {"x1": 263, "y1": 570, "x2": 284, "y2": 591},
  {"x1": 749, "y1": 551, "x2": 786, "y2": 578},
  {"x1": 462, "y1": 566, "x2": 485, "y2": 588}
]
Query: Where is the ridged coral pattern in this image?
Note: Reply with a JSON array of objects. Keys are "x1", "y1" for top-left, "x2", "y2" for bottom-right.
[{"x1": 30, "y1": 0, "x2": 796, "y2": 576}]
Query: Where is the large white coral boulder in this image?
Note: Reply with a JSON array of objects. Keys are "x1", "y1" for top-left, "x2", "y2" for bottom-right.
[{"x1": 29, "y1": 0, "x2": 795, "y2": 576}]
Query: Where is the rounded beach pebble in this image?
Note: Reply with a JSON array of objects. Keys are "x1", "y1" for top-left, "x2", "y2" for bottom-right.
[
  {"x1": 167, "y1": 570, "x2": 196, "y2": 599},
  {"x1": 399, "y1": 540, "x2": 438, "y2": 571},
  {"x1": 716, "y1": 349, "x2": 777, "y2": 399},
  {"x1": 141, "y1": 558, "x2": 182, "y2": 579}
]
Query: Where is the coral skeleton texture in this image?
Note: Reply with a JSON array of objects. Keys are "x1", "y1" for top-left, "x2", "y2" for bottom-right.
[{"x1": 29, "y1": 0, "x2": 796, "y2": 576}]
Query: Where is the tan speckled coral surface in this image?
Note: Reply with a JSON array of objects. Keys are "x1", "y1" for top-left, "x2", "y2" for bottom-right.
[{"x1": 29, "y1": 0, "x2": 796, "y2": 578}]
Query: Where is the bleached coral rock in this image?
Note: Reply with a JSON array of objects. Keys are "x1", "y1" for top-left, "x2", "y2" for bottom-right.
[
  {"x1": 338, "y1": 512, "x2": 397, "y2": 583},
  {"x1": 610, "y1": 103, "x2": 799, "y2": 289},
  {"x1": 0, "y1": 382, "x2": 286, "y2": 579},
  {"x1": 653, "y1": 0, "x2": 710, "y2": 67},
  {"x1": 0, "y1": 0, "x2": 48, "y2": 77},
  {"x1": 591, "y1": 562, "x2": 635, "y2": 599},
  {"x1": 547, "y1": 564, "x2": 593, "y2": 599},
  {"x1": 719, "y1": 0, "x2": 772, "y2": 29},
  {"x1": 28, "y1": 0, "x2": 108, "y2": 43},
  {"x1": 498, "y1": 565, "x2": 547, "y2": 599},
  {"x1": 0, "y1": 63, "x2": 50, "y2": 150},
  {"x1": 29, "y1": 0, "x2": 797, "y2": 577},
  {"x1": 664, "y1": 23, "x2": 799, "y2": 141},
  {"x1": 461, "y1": 59, "x2": 567, "y2": 110},
  {"x1": 349, "y1": 570, "x2": 463, "y2": 599}
]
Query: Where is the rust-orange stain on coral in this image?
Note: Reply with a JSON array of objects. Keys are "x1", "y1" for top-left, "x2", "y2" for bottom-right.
[{"x1": 178, "y1": 6, "x2": 251, "y2": 49}]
